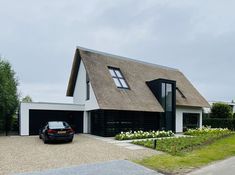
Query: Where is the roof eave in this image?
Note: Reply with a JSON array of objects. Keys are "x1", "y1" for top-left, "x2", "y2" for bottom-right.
[{"x1": 66, "y1": 49, "x2": 81, "y2": 97}]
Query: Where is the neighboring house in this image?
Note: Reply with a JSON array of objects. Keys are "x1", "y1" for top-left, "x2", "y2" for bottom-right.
[
  {"x1": 20, "y1": 47, "x2": 209, "y2": 136},
  {"x1": 203, "y1": 101, "x2": 235, "y2": 114}
]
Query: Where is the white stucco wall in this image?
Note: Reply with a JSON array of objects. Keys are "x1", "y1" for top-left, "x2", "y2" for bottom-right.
[
  {"x1": 176, "y1": 106, "x2": 202, "y2": 133},
  {"x1": 20, "y1": 102, "x2": 84, "y2": 136},
  {"x1": 73, "y1": 60, "x2": 99, "y2": 111},
  {"x1": 83, "y1": 111, "x2": 91, "y2": 133},
  {"x1": 73, "y1": 61, "x2": 86, "y2": 104},
  {"x1": 72, "y1": 60, "x2": 99, "y2": 133}
]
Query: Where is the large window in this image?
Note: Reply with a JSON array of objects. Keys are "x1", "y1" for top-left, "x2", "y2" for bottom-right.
[
  {"x1": 183, "y1": 113, "x2": 200, "y2": 131},
  {"x1": 166, "y1": 83, "x2": 172, "y2": 111},
  {"x1": 108, "y1": 67, "x2": 129, "y2": 89},
  {"x1": 161, "y1": 83, "x2": 172, "y2": 112}
]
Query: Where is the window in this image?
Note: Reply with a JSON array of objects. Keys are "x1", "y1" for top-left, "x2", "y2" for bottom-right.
[
  {"x1": 166, "y1": 83, "x2": 172, "y2": 111},
  {"x1": 161, "y1": 83, "x2": 166, "y2": 109},
  {"x1": 49, "y1": 121, "x2": 69, "y2": 129},
  {"x1": 86, "y1": 73, "x2": 90, "y2": 100},
  {"x1": 86, "y1": 81, "x2": 90, "y2": 100},
  {"x1": 183, "y1": 113, "x2": 200, "y2": 131},
  {"x1": 161, "y1": 83, "x2": 172, "y2": 112},
  {"x1": 108, "y1": 67, "x2": 129, "y2": 89}
]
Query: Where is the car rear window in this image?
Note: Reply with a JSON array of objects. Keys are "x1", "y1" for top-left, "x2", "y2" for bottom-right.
[{"x1": 49, "y1": 122, "x2": 69, "y2": 129}]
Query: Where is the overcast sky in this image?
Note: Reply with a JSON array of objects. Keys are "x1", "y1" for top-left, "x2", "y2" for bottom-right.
[{"x1": 0, "y1": 0, "x2": 234, "y2": 103}]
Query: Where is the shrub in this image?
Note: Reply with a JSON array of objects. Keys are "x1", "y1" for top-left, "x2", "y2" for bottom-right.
[
  {"x1": 211, "y1": 103, "x2": 233, "y2": 118},
  {"x1": 115, "y1": 130, "x2": 174, "y2": 140},
  {"x1": 203, "y1": 118, "x2": 235, "y2": 130}
]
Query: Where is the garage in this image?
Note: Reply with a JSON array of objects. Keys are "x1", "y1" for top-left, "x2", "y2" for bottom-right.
[
  {"x1": 29, "y1": 110, "x2": 83, "y2": 135},
  {"x1": 20, "y1": 102, "x2": 84, "y2": 135}
]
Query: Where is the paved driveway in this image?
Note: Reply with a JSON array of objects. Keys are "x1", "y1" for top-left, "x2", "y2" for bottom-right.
[
  {"x1": 0, "y1": 134, "x2": 159, "y2": 175},
  {"x1": 15, "y1": 160, "x2": 163, "y2": 175}
]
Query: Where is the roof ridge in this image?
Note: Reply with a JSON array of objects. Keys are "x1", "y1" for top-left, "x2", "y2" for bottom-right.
[{"x1": 76, "y1": 46, "x2": 179, "y2": 71}]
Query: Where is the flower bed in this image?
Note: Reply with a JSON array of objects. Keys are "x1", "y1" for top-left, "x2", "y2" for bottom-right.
[
  {"x1": 115, "y1": 130, "x2": 174, "y2": 140},
  {"x1": 184, "y1": 126, "x2": 232, "y2": 136},
  {"x1": 133, "y1": 127, "x2": 234, "y2": 155}
]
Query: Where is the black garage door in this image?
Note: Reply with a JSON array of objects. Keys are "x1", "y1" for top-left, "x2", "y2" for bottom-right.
[{"x1": 29, "y1": 110, "x2": 83, "y2": 135}]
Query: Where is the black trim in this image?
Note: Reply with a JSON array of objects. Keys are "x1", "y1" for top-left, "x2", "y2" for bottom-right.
[{"x1": 176, "y1": 87, "x2": 186, "y2": 98}]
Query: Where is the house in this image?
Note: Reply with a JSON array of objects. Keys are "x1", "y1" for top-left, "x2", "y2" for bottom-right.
[
  {"x1": 66, "y1": 47, "x2": 209, "y2": 136},
  {"x1": 20, "y1": 47, "x2": 209, "y2": 136},
  {"x1": 203, "y1": 101, "x2": 235, "y2": 114}
]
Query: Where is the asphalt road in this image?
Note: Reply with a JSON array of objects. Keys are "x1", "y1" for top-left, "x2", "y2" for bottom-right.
[
  {"x1": 15, "y1": 160, "x2": 163, "y2": 175},
  {"x1": 188, "y1": 156, "x2": 235, "y2": 175}
]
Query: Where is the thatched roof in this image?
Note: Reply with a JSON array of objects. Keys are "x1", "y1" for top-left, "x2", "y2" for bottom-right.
[{"x1": 67, "y1": 47, "x2": 209, "y2": 112}]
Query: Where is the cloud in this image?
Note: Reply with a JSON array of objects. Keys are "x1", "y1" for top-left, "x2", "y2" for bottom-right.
[
  {"x1": 18, "y1": 83, "x2": 72, "y2": 103},
  {"x1": 0, "y1": 0, "x2": 234, "y2": 102}
]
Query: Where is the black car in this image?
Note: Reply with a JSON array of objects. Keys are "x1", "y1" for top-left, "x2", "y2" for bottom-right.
[{"x1": 39, "y1": 121, "x2": 74, "y2": 143}]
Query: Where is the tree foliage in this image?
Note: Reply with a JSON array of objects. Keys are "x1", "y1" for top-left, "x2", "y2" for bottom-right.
[
  {"x1": 21, "y1": 95, "x2": 33, "y2": 103},
  {"x1": 0, "y1": 58, "x2": 19, "y2": 131},
  {"x1": 211, "y1": 103, "x2": 233, "y2": 119}
]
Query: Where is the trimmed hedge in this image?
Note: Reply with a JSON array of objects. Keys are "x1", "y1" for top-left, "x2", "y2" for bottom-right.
[{"x1": 203, "y1": 118, "x2": 235, "y2": 130}]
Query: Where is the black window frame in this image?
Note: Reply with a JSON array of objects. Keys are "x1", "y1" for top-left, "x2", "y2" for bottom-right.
[{"x1": 108, "y1": 66, "x2": 130, "y2": 89}]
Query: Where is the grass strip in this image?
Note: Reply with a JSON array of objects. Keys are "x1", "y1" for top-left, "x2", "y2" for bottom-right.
[{"x1": 135, "y1": 134, "x2": 235, "y2": 174}]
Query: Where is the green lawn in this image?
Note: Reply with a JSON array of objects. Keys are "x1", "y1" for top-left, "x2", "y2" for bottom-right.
[{"x1": 135, "y1": 134, "x2": 235, "y2": 174}]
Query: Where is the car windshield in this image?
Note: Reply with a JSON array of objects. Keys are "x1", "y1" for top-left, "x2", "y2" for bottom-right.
[{"x1": 49, "y1": 122, "x2": 69, "y2": 129}]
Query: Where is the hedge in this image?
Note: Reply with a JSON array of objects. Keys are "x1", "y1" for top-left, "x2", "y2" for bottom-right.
[
  {"x1": 203, "y1": 118, "x2": 235, "y2": 130},
  {"x1": 210, "y1": 103, "x2": 233, "y2": 118}
]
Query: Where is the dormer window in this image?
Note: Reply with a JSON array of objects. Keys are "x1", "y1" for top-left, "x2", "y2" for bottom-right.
[{"x1": 108, "y1": 67, "x2": 129, "y2": 89}]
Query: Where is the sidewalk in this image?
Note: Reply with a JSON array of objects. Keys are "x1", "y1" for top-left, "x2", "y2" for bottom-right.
[
  {"x1": 15, "y1": 160, "x2": 163, "y2": 175},
  {"x1": 188, "y1": 156, "x2": 235, "y2": 175}
]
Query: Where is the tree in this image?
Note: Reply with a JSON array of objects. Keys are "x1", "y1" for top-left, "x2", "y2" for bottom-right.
[
  {"x1": 0, "y1": 58, "x2": 19, "y2": 135},
  {"x1": 210, "y1": 103, "x2": 233, "y2": 119},
  {"x1": 21, "y1": 95, "x2": 33, "y2": 102}
]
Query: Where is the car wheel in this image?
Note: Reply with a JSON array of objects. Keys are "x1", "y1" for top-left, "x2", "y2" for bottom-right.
[
  {"x1": 68, "y1": 139, "x2": 73, "y2": 143},
  {"x1": 43, "y1": 139, "x2": 48, "y2": 144},
  {"x1": 39, "y1": 134, "x2": 42, "y2": 139},
  {"x1": 43, "y1": 137, "x2": 48, "y2": 144}
]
